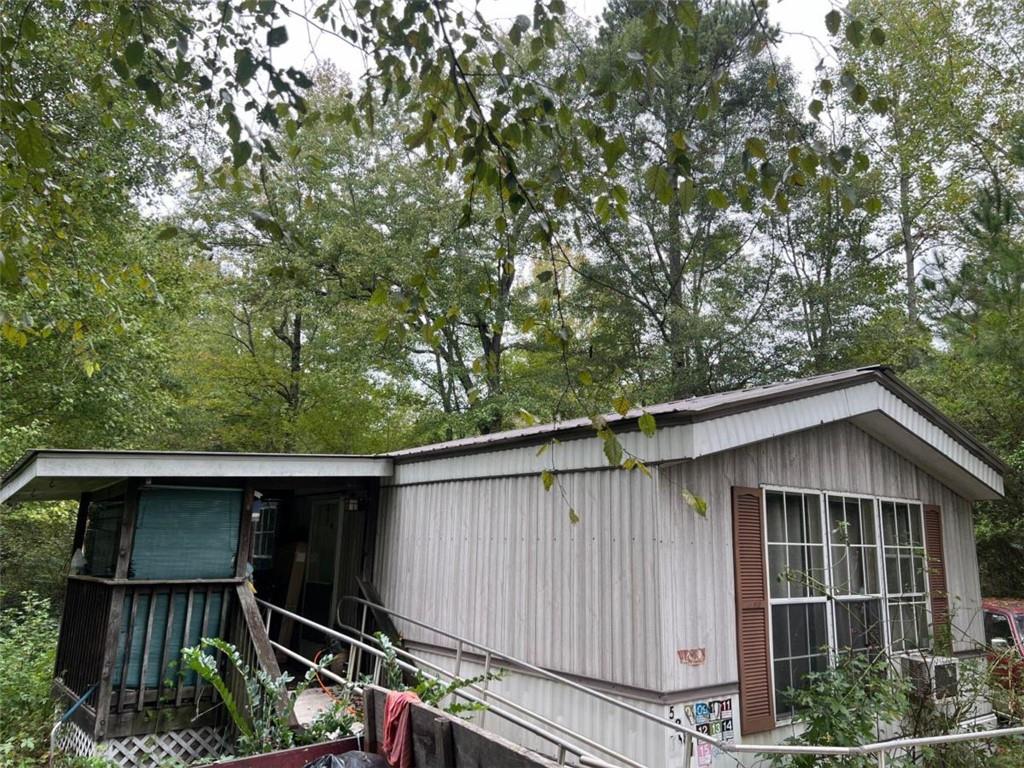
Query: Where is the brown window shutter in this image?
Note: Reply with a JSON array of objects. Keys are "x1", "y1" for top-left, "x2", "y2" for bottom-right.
[
  {"x1": 923, "y1": 505, "x2": 950, "y2": 652},
  {"x1": 732, "y1": 486, "x2": 775, "y2": 734}
]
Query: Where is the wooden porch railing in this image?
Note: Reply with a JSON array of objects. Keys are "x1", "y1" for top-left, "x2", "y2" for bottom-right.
[{"x1": 54, "y1": 576, "x2": 280, "y2": 739}]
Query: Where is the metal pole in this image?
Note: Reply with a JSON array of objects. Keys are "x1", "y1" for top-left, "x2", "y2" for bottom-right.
[
  {"x1": 557, "y1": 745, "x2": 566, "y2": 766},
  {"x1": 354, "y1": 603, "x2": 368, "y2": 681},
  {"x1": 877, "y1": 750, "x2": 886, "y2": 768},
  {"x1": 682, "y1": 734, "x2": 692, "y2": 768},
  {"x1": 478, "y1": 651, "x2": 493, "y2": 728}
]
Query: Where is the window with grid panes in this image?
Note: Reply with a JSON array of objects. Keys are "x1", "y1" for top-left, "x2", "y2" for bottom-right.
[
  {"x1": 827, "y1": 495, "x2": 885, "y2": 654},
  {"x1": 765, "y1": 490, "x2": 830, "y2": 719},
  {"x1": 764, "y1": 489, "x2": 932, "y2": 719},
  {"x1": 879, "y1": 500, "x2": 929, "y2": 651}
]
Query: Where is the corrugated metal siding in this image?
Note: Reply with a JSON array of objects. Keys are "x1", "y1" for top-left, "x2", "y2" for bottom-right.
[
  {"x1": 658, "y1": 420, "x2": 985, "y2": 695},
  {"x1": 375, "y1": 469, "x2": 665, "y2": 691},
  {"x1": 412, "y1": 649, "x2": 683, "y2": 768}
]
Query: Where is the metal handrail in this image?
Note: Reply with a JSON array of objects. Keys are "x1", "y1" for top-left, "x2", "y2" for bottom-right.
[
  {"x1": 257, "y1": 598, "x2": 624, "y2": 767},
  {"x1": 339, "y1": 595, "x2": 1024, "y2": 762},
  {"x1": 335, "y1": 619, "x2": 645, "y2": 768}
]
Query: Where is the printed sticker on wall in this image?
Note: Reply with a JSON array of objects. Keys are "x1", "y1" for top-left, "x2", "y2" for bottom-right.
[
  {"x1": 667, "y1": 697, "x2": 735, "y2": 767},
  {"x1": 677, "y1": 647, "x2": 707, "y2": 666}
]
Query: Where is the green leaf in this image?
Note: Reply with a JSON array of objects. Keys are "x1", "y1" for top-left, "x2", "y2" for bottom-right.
[
  {"x1": 869, "y1": 96, "x2": 889, "y2": 115},
  {"x1": 125, "y1": 41, "x2": 145, "y2": 67},
  {"x1": 864, "y1": 196, "x2": 883, "y2": 215},
  {"x1": 612, "y1": 395, "x2": 631, "y2": 416},
  {"x1": 870, "y1": 26, "x2": 886, "y2": 46},
  {"x1": 745, "y1": 137, "x2": 767, "y2": 159},
  {"x1": 638, "y1": 412, "x2": 656, "y2": 437},
  {"x1": 156, "y1": 226, "x2": 179, "y2": 241},
  {"x1": 267, "y1": 27, "x2": 288, "y2": 47},
  {"x1": 825, "y1": 10, "x2": 842, "y2": 35},
  {"x1": 851, "y1": 83, "x2": 868, "y2": 106},
  {"x1": 235, "y1": 48, "x2": 257, "y2": 86},
  {"x1": 14, "y1": 122, "x2": 49, "y2": 168},
  {"x1": 601, "y1": 432, "x2": 623, "y2": 466},
  {"x1": 603, "y1": 135, "x2": 627, "y2": 170},
  {"x1": 681, "y1": 489, "x2": 708, "y2": 518},
  {"x1": 809, "y1": 99, "x2": 824, "y2": 120},
  {"x1": 568, "y1": 508, "x2": 580, "y2": 525},
  {"x1": 676, "y1": 1, "x2": 700, "y2": 30},
  {"x1": 845, "y1": 19, "x2": 865, "y2": 47},
  {"x1": 541, "y1": 469, "x2": 555, "y2": 492},
  {"x1": 707, "y1": 188, "x2": 729, "y2": 209},
  {"x1": 252, "y1": 211, "x2": 284, "y2": 240},
  {"x1": 231, "y1": 140, "x2": 252, "y2": 168},
  {"x1": 678, "y1": 177, "x2": 696, "y2": 213}
]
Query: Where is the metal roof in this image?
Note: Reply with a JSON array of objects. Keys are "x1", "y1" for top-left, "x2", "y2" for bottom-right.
[
  {"x1": 0, "y1": 365, "x2": 1006, "y2": 505},
  {"x1": 0, "y1": 450, "x2": 393, "y2": 505},
  {"x1": 388, "y1": 365, "x2": 1007, "y2": 472}
]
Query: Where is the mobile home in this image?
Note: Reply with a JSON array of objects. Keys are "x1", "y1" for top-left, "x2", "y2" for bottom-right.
[{"x1": 0, "y1": 365, "x2": 1005, "y2": 767}]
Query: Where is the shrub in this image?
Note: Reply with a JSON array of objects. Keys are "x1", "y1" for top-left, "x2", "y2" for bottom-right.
[
  {"x1": 180, "y1": 637, "x2": 355, "y2": 756},
  {"x1": 0, "y1": 593, "x2": 59, "y2": 767}
]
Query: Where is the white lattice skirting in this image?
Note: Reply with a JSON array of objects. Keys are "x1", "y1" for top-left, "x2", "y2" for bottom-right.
[{"x1": 55, "y1": 722, "x2": 233, "y2": 768}]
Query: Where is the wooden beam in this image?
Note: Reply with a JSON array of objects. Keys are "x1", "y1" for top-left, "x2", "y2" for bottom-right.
[
  {"x1": 236, "y1": 485, "x2": 256, "y2": 579},
  {"x1": 93, "y1": 584, "x2": 125, "y2": 739},
  {"x1": 70, "y1": 492, "x2": 92, "y2": 555},
  {"x1": 114, "y1": 482, "x2": 138, "y2": 580}
]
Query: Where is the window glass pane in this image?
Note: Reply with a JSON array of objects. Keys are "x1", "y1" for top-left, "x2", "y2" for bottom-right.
[
  {"x1": 984, "y1": 612, "x2": 1015, "y2": 645},
  {"x1": 881, "y1": 501, "x2": 897, "y2": 544},
  {"x1": 809, "y1": 603, "x2": 828, "y2": 652},
  {"x1": 808, "y1": 545, "x2": 826, "y2": 594},
  {"x1": 786, "y1": 494, "x2": 804, "y2": 543},
  {"x1": 890, "y1": 604, "x2": 905, "y2": 649},
  {"x1": 789, "y1": 604, "x2": 809, "y2": 656},
  {"x1": 774, "y1": 660, "x2": 793, "y2": 717},
  {"x1": 913, "y1": 554, "x2": 925, "y2": 593},
  {"x1": 805, "y1": 494, "x2": 822, "y2": 543},
  {"x1": 772, "y1": 604, "x2": 790, "y2": 657},
  {"x1": 910, "y1": 505, "x2": 923, "y2": 546},
  {"x1": 769, "y1": 545, "x2": 787, "y2": 599},
  {"x1": 896, "y1": 503, "x2": 911, "y2": 545},
  {"x1": 900, "y1": 554, "x2": 914, "y2": 593},
  {"x1": 850, "y1": 549, "x2": 866, "y2": 594},
  {"x1": 832, "y1": 545, "x2": 849, "y2": 595},
  {"x1": 916, "y1": 603, "x2": 929, "y2": 648},
  {"x1": 885, "y1": 553, "x2": 900, "y2": 593},
  {"x1": 860, "y1": 499, "x2": 876, "y2": 544},
  {"x1": 845, "y1": 499, "x2": 862, "y2": 544},
  {"x1": 901, "y1": 602, "x2": 918, "y2": 648},
  {"x1": 829, "y1": 497, "x2": 846, "y2": 541},
  {"x1": 767, "y1": 492, "x2": 786, "y2": 543},
  {"x1": 835, "y1": 599, "x2": 883, "y2": 652},
  {"x1": 864, "y1": 548, "x2": 879, "y2": 594}
]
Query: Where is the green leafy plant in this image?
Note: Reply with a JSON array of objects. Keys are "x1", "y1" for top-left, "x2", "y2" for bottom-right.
[
  {"x1": 0, "y1": 593, "x2": 58, "y2": 768},
  {"x1": 180, "y1": 637, "x2": 355, "y2": 756},
  {"x1": 373, "y1": 631, "x2": 501, "y2": 715},
  {"x1": 769, "y1": 652, "x2": 910, "y2": 768}
]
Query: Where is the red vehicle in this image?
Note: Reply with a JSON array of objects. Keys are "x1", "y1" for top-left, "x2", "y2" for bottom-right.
[{"x1": 983, "y1": 598, "x2": 1024, "y2": 722}]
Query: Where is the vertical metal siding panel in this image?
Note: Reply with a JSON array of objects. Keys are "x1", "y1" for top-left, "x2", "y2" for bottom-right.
[{"x1": 375, "y1": 468, "x2": 665, "y2": 691}]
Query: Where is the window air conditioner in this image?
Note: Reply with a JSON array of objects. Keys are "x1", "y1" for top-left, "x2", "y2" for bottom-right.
[{"x1": 898, "y1": 654, "x2": 959, "y2": 699}]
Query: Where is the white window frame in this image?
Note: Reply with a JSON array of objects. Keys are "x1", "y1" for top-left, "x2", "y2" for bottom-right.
[{"x1": 762, "y1": 486, "x2": 932, "y2": 722}]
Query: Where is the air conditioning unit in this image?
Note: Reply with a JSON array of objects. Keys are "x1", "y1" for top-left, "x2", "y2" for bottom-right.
[{"x1": 899, "y1": 654, "x2": 959, "y2": 699}]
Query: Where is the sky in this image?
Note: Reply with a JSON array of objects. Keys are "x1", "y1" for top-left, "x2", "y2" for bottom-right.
[{"x1": 275, "y1": 0, "x2": 837, "y2": 98}]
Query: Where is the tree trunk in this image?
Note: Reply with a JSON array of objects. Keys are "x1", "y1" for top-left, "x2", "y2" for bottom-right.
[{"x1": 899, "y1": 169, "x2": 917, "y2": 323}]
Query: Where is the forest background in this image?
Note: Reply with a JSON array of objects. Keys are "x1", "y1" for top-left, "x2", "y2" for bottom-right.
[{"x1": 1, "y1": 0, "x2": 1022, "y2": 631}]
